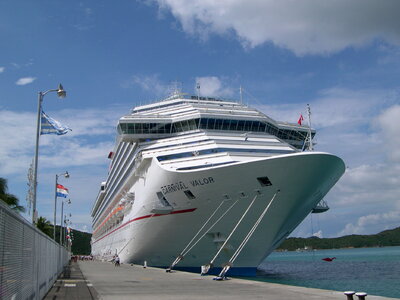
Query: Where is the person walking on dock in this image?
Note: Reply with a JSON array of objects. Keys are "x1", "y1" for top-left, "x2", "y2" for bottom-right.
[{"x1": 114, "y1": 254, "x2": 120, "y2": 267}]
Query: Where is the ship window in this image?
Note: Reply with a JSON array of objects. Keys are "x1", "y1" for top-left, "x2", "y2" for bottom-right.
[
  {"x1": 184, "y1": 190, "x2": 196, "y2": 199},
  {"x1": 222, "y1": 119, "x2": 230, "y2": 130},
  {"x1": 157, "y1": 191, "x2": 172, "y2": 207},
  {"x1": 244, "y1": 120, "x2": 252, "y2": 131},
  {"x1": 229, "y1": 120, "x2": 238, "y2": 131},
  {"x1": 215, "y1": 119, "x2": 223, "y2": 130},
  {"x1": 237, "y1": 120, "x2": 245, "y2": 131},
  {"x1": 257, "y1": 176, "x2": 272, "y2": 187},
  {"x1": 259, "y1": 122, "x2": 266, "y2": 132},
  {"x1": 194, "y1": 118, "x2": 200, "y2": 129},
  {"x1": 208, "y1": 118, "x2": 216, "y2": 130},
  {"x1": 200, "y1": 118, "x2": 208, "y2": 129}
]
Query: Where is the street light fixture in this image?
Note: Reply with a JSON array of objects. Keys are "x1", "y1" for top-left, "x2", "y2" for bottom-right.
[
  {"x1": 54, "y1": 171, "x2": 70, "y2": 240},
  {"x1": 64, "y1": 215, "x2": 72, "y2": 248},
  {"x1": 57, "y1": 84, "x2": 67, "y2": 98},
  {"x1": 32, "y1": 84, "x2": 67, "y2": 224},
  {"x1": 60, "y1": 199, "x2": 71, "y2": 246}
]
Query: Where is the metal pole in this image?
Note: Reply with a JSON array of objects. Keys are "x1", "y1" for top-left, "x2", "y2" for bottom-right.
[
  {"x1": 64, "y1": 217, "x2": 67, "y2": 247},
  {"x1": 53, "y1": 174, "x2": 58, "y2": 240},
  {"x1": 307, "y1": 104, "x2": 313, "y2": 151},
  {"x1": 32, "y1": 92, "x2": 43, "y2": 224},
  {"x1": 60, "y1": 201, "x2": 64, "y2": 245}
]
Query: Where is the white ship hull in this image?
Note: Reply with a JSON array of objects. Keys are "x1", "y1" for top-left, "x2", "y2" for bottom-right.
[{"x1": 91, "y1": 151, "x2": 344, "y2": 275}]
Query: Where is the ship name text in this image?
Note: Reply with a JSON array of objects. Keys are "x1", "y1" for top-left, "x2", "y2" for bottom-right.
[{"x1": 161, "y1": 177, "x2": 215, "y2": 194}]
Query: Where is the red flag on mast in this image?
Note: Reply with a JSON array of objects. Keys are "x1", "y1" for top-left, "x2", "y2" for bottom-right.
[{"x1": 297, "y1": 114, "x2": 304, "y2": 125}]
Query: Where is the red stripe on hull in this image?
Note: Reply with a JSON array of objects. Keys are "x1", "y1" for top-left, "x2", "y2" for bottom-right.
[{"x1": 92, "y1": 208, "x2": 197, "y2": 244}]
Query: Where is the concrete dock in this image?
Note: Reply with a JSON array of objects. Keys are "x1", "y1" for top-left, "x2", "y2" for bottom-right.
[{"x1": 45, "y1": 260, "x2": 398, "y2": 300}]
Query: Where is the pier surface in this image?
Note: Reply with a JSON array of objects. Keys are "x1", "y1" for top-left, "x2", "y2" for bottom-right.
[{"x1": 45, "y1": 260, "x2": 397, "y2": 300}]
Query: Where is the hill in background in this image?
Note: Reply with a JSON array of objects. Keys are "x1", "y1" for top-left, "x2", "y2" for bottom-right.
[
  {"x1": 51, "y1": 226, "x2": 92, "y2": 255},
  {"x1": 70, "y1": 228, "x2": 92, "y2": 255},
  {"x1": 65, "y1": 227, "x2": 400, "y2": 255},
  {"x1": 278, "y1": 226, "x2": 400, "y2": 251}
]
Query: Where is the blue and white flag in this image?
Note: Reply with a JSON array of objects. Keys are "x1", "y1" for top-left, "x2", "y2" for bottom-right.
[{"x1": 40, "y1": 111, "x2": 71, "y2": 135}]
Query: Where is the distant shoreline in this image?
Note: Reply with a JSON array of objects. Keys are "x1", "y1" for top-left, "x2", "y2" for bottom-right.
[{"x1": 276, "y1": 226, "x2": 400, "y2": 251}]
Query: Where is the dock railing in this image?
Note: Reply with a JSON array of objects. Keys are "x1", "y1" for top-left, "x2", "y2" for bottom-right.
[{"x1": 0, "y1": 200, "x2": 69, "y2": 300}]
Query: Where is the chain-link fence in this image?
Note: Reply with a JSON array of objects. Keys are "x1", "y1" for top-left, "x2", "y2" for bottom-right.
[{"x1": 0, "y1": 201, "x2": 69, "y2": 300}]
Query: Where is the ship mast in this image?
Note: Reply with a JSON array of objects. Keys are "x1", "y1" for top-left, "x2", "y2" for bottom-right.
[
  {"x1": 307, "y1": 104, "x2": 313, "y2": 151},
  {"x1": 196, "y1": 82, "x2": 200, "y2": 101}
]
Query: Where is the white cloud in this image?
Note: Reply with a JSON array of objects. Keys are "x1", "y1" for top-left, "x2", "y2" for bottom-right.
[
  {"x1": 313, "y1": 230, "x2": 323, "y2": 238},
  {"x1": 195, "y1": 76, "x2": 234, "y2": 97},
  {"x1": 0, "y1": 67, "x2": 5, "y2": 73},
  {"x1": 122, "y1": 74, "x2": 170, "y2": 97},
  {"x1": 254, "y1": 87, "x2": 400, "y2": 237},
  {"x1": 154, "y1": 0, "x2": 400, "y2": 55},
  {"x1": 0, "y1": 106, "x2": 127, "y2": 232},
  {"x1": 338, "y1": 211, "x2": 400, "y2": 236},
  {"x1": 125, "y1": 74, "x2": 237, "y2": 99},
  {"x1": 374, "y1": 105, "x2": 400, "y2": 162},
  {"x1": 16, "y1": 77, "x2": 36, "y2": 85},
  {"x1": 0, "y1": 107, "x2": 124, "y2": 176}
]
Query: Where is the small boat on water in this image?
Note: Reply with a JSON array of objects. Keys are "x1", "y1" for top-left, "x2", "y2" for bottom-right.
[{"x1": 322, "y1": 257, "x2": 336, "y2": 262}]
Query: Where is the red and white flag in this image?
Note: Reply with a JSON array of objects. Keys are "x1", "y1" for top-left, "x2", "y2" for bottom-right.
[
  {"x1": 297, "y1": 114, "x2": 304, "y2": 125},
  {"x1": 56, "y1": 184, "x2": 69, "y2": 198}
]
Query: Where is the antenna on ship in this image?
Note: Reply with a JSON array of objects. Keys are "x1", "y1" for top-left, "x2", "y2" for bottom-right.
[
  {"x1": 307, "y1": 104, "x2": 313, "y2": 151},
  {"x1": 196, "y1": 82, "x2": 200, "y2": 102},
  {"x1": 239, "y1": 86, "x2": 243, "y2": 104}
]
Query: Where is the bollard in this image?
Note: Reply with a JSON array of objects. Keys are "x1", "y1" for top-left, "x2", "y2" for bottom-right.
[
  {"x1": 143, "y1": 260, "x2": 147, "y2": 268},
  {"x1": 344, "y1": 291, "x2": 355, "y2": 300},
  {"x1": 355, "y1": 292, "x2": 367, "y2": 300}
]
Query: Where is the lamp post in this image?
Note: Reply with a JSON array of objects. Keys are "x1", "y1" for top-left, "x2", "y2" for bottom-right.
[
  {"x1": 32, "y1": 84, "x2": 67, "y2": 224},
  {"x1": 54, "y1": 171, "x2": 69, "y2": 240},
  {"x1": 64, "y1": 216, "x2": 72, "y2": 248},
  {"x1": 60, "y1": 199, "x2": 71, "y2": 246}
]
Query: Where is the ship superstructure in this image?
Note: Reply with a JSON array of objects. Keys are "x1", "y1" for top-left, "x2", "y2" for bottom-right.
[{"x1": 91, "y1": 92, "x2": 344, "y2": 276}]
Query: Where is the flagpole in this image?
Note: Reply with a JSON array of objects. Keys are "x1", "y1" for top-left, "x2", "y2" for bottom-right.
[
  {"x1": 54, "y1": 172, "x2": 69, "y2": 240},
  {"x1": 32, "y1": 91, "x2": 43, "y2": 224},
  {"x1": 54, "y1": 174, "x2": 58, "y2": 240},
  {"x1": 31, "y1": 84, "x2": 67, "y2": 224}
]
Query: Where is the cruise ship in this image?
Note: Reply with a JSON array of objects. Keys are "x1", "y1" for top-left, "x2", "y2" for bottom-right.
[{"x1": 91, "y1": 91, "x2": 345, "y2": 276}]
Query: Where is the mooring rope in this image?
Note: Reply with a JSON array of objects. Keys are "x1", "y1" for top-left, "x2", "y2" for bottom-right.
[
  {"x1": 168, "y1": 198, "x2": 239, "y2": 271},
  {"x1": 227, "y1": 191, "x2": 279, "y2": 266},
  {"x1": 216, "y1": 191, "x2": 279, "y2": 279},
  {"x1": 205, "y1": 195, "x2": 258, "y2": 270}
]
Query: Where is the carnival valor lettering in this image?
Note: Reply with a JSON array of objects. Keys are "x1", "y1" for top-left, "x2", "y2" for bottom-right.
[
  {"x1": 189, "y1": 177, "x2": 214, "y2": 187},
  {"x1": 161, "y1": 177, "x2": 215, "y2": 194}
]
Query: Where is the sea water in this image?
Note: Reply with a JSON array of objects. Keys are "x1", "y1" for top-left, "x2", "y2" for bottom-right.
[{"x1": 254, "y1": 246, "x2": 400, "y2": 298}]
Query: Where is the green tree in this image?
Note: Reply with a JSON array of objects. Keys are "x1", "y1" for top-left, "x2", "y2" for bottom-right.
[
  {"x1": 36, "y1": 216, "x2": 53, "y2": 238},
  {"x1": 0, "y1": 177, "x2": 25, "y2": 213}
]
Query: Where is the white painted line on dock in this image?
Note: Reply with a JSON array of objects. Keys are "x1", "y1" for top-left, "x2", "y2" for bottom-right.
[{"x1": 64, "y1": 284, "x2": 76, "y2": 287}]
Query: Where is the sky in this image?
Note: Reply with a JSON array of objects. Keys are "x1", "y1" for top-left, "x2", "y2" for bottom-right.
[{"x1": 1, "y1": 0, "x2": 400, "y2": 238}]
